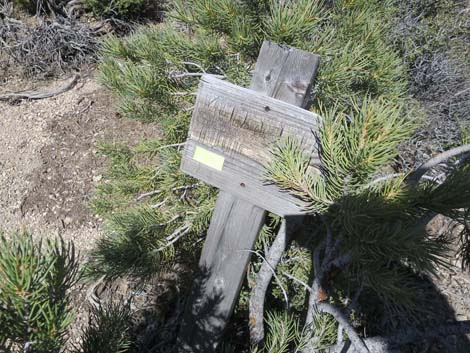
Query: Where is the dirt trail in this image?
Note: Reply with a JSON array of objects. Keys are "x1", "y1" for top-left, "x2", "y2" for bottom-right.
[{"x1": 0, "y1": 75, "x2": 158, "y2": 251}]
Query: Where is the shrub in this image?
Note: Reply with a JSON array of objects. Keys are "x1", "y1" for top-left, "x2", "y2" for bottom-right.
[
  {"x1": 91, "y1": 0, "x2": 470, "y2": 351},
  {"x1": 390, "y1": 0, "x2": 470, "y2": 162},
  {"x1": 73, "y1": 300, "x2": 133, "y2": 353},
  {"x1": 12, "y1": 0, "x2": 72, "y2": 14},
  {"x1": 0, "y1": 232, "x2": 80, "y2": 353}
]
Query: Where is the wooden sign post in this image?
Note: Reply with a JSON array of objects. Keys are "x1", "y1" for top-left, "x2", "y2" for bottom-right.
[{"x1": 178, "y1": 41, "x2": 320, "y2": 352}]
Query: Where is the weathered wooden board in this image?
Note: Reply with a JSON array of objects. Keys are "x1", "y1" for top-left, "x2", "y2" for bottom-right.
[
  {"x1": 181, "y1": 75, "x2": 321, "y2": 216},
  {"x1": 178, "y1": 192, "x2": 266, "y2": 353},
  {"x1": 177, "y1": 41, "x2": 320, "y2": 353},
  {"x1": 250, "y1": 41, "x2": 319, "y2": 108}
]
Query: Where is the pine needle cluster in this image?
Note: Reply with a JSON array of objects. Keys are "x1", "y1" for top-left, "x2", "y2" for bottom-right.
[
  {"x1": 266, "y1": 92, "x2": 470, "y2": 332},
  {"x1": 0, "y1": 233, "x2": 79, "y2": 353},
  {"x1": 73, "y1": 300, "x2": 133, "y2": 353}
]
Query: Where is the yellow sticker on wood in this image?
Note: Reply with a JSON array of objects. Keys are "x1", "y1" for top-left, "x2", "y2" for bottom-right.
[{"x1": 193, "y1": 146, "x2": 225, "y2": 171}]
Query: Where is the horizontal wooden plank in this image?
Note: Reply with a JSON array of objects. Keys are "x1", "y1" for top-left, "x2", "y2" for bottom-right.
[
  {"x1": 181, "y1": 75, "x2": 321, "y2": 215},
  {"x1": 181, "y1": 140, "x2": 316, "y2": 216},
  {"x1": 188, "y1": 75, "x2": 321, "y2": 167}
]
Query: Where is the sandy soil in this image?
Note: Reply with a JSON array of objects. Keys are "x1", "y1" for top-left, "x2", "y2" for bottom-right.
[{"x1": 0, "y1": 74, "x2": 158, "y2": 251}]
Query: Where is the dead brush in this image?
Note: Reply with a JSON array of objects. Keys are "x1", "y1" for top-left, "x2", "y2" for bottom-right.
[{"x1": 0, "y1": 0, "x2": 98, "y2": 77}]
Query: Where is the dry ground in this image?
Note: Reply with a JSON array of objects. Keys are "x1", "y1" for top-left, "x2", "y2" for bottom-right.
[{"x1": 0, "y1": 74, "x2": 158, "y2": 250}]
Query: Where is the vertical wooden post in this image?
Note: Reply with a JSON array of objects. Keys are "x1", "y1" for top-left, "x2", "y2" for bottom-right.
[{"x1": 178, "y1": 41, "x2": 320, "y2": 353}]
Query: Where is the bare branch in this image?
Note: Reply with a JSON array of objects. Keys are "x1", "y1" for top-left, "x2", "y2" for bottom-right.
[
  {"x1": 249, "y1": 220, "x2": 288, "y2": 345},
  {"x1": 315, "y1": 302, "x2": 370, "y2": 353},
  {"x1": 248, "y1": 217, "x2": 305, "y2": 345},
  {"x1": 135, "y1": 190, "x2": 162, "y2": 201},
  {"x1": 409, "y1": 144, "x2": 470, "y2": 183},
  {"x1": 0, "y1": 75, "x2": 80, "y2": 101},
  {"x1": 157, "y1": 142, "x2": 186, "y2": 150},
  {"x1": 242, "y1": 249, "x2": 289, "y2": 310},
  {"x1": 154, "y1": 223, "x2": 191, "y2": 253},
  {"x1": 327, "y1": 320, "x2": 470, "y2": 353}
]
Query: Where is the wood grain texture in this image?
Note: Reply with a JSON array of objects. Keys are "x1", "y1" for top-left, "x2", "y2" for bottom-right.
[
  {"x1": 182, "y1": 140, "x2": 311, "y2": 216},
  {"x1": 250, "y1": 41, "x2": 320, "y2": 109},
  {"x1": 178, "y1": 192, "x2": 266, "y2": 353},
  {"x1": 187, "y1": 74, "x2": 321, "y2": 167},
  {"x1": 177, "y1": 41, "x2": 320, "y2": 353}
]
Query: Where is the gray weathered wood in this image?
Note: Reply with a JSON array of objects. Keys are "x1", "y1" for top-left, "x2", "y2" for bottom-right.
[
  {"x1": 178, "y1": 192, "x2": 266, "y2": 352},
  {"x1": 187, "y1": 75, "x2": 321, "y2": 167},
  {"x1": 182, "y1": 140, "x2": 306, "y2": 216},
  {"x1": 250, "y1": 41, "x2": 319, "y2": 109},
  {"x1": 180, "y1": 75, "x2": 321, "y2": 216},
  {"x1": 177, "y1": 41, "x2": 320, "y2": 353}
]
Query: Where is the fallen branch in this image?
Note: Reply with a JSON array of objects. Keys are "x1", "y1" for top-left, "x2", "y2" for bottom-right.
[{"x1": 0, "y1": 75, "x2": 80, "y2": 101}]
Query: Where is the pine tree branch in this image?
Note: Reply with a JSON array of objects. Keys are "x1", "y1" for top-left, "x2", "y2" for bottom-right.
[
  {"x1": 180, "y1": 61, "x2": 206, "y2": 73},
  {"x1": 170, "y1": 72, "x2": 225, "y2": 79},
  {"x1": 135, "y1": 184, "x2": 199, "y2": 202},
  {"x1": 157, "y1": 142, "x2": 186, "y2": 150},
  {"x1": 316, "y1": 302, "x2": 370, "y2": 353},
  {"x1": 305, "y1": 241, "x2": 325, "y2": 326},
  {"x1": 153, "y1": 223, "x2": 191, "y2": 253},
  {"x1": 249, "y1": 217, "x2": 304, "y2": 346},
  {"x1": 409, "y1": 144, "x2": 470, "y2": 184},
  {"x1": 303, "y1": 225, "x2": 357, "y2": 353},
  {"x1": 249, "y1": 220, "x2": 288, "y2": 345},
  {"x1": 322, "y1": 216, "x2": 334, "y2": 263},
  {"x1": 243, "y1": 249, "x2": 289, "y2": 312},
  {"x1": 327, "y1": 320, "x2": 470, "y2": 353},
  {"x1": 135, "y1": 190, "x2": 162, "y2": 201}
]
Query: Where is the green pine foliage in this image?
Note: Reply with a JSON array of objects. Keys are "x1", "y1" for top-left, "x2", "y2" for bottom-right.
[
  {"x1": 266, "y1": 99, "x2": 470, "y2": 329},
  {"x1": 73, "y1": 300, "x2": 133, "y2": 353},
  {"x1": 92, "y1": 0, "x2": 408, "y2": 279},
  {"x1": 89, "y1": 138, "x2": 217, "y2": 279},
  {"x1": 89, "y1": 0, "x2": 470, "y2": 349},
  {"x1": 250, "y1": 311, "x2": 336, "y2": 353},
  {"x1": 0, "y1": 232, "x2": 80, "y2": 353},
  {"x1": 84, "y1": 0, "x2": 151, "y2": 18}
]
